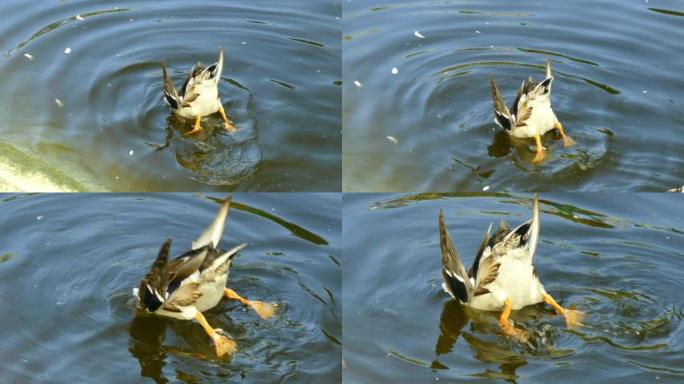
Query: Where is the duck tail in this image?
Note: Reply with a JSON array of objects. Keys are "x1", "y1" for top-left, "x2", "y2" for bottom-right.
[
  {"x1": 490, "y1": 77, "x2": 515, "y2": 132},
  {"x1": 439, "y1": 210, "x2": 473, "y2": 304},
  {"x1": 545, "y1": 59, "x2": 552, "y2": 79},
  {"x1": 192, "y1": 195, "x2": 232, "y2": 250},
  {"x1": 161, "y1": 63, "x2": 180, "y2": 110}
]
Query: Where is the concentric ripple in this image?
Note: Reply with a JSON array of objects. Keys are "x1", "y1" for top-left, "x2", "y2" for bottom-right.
[
  {"x1": 0, "y1": 0, "x2": 341, "y2": 191},
  {"x1": 343, "y1": 193, "x2": 684, "y2": 383},
  {"x1": 343, "y1": 0, "x2": 684, "y2": 192},
  {"x1": 0, "y1": 193, "x2": 341, "y2": 382}
]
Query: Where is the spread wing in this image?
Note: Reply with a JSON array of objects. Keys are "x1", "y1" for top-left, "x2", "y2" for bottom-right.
[
  {"x1": 166, "y1": 246, "x2": 210, "y2": 291},
  {"x1": 511, "y1": 78, "x2": 537, "y2": 127},
  {"x1": 469, "y1": 220, "x2": 513, "y2": 297}
]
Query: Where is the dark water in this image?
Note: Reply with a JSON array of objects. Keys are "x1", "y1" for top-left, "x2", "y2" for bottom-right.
[
  {"x1": 0, "y1": 193, "x2": 341, "y2": 383},
  {"x1": 343, "y1": 0, "x2": 684, "y2": 192},
  {"x1": 343, "y1": 193, "x2": 684, "y2": 383},
  {"x1": 0, "y1": 0, "x2": 341, "y2": 191}
]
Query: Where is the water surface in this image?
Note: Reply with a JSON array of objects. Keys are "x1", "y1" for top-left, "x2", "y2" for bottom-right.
[
  {"x1": 343, "y1": 0, "x2": 684, "y2": 192},
  {"x1": 0, "y1": 0, "x2": 341, "y2": 191},
  {"x1": 343, "y1": 193, "x2": 684, "y2": 383},
  {"x1": 0, "y1": 193, "x2": 341, "y2": 383}
]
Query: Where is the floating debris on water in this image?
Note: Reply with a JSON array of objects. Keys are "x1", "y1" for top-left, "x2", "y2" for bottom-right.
[
  {"x1": 54, "y1": 98, "x2": 64, "y2": 108},
  {"x1": 128, "y1": 150, "x2": 134, "y2": 156},
  {"x1": 354, "y1": 80, "x2": 362, "y2": 88},
  {"x1": 482, "y1": 185, "x2": 490, "y2": 192},
  {"x1": 414, "y1": 30, "x2": 425, "y2": 39},
  {"x1": 64, "y1": 47, "x2": 72, "y2": 54},
  {"x1": 24, "y1": 53, "x2": 34, "y2": 61},
  {"x1": 391, "y1": 67, "x2": 398, "y2": 75},
  {"x1": 36, "y1": 216, "x2": 43, "y2": 221},
  {"x1": 0, "y1": 253, "x2": 13, "y2": 263},
  {"x1": 386, "y1": 136, "x2": 399, "y2": 145},
  {"x1": 76, "y1": 14, "x2": 84, "y2": 21}
]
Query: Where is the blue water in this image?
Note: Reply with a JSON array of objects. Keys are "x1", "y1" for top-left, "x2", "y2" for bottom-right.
[
  {"x1": 343, "y1": 193, "x2": 684, "y2": 383},
  {"x1": 0, "y1": 193, "x2": 341, "y2": 383}
]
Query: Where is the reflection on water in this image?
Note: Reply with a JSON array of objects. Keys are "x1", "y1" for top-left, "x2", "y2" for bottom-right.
[
  {"x1": 343, "y1": 0, "x2": 684, "y2": 192},
  {"x1": 0, "y1": 0, "x2": 341, "y2": 191},
  {"x1": 0, "y1": 193, "x2": 341, "y2": 383},
  {"x1": 343, "y1": 193, "x2": 684, "y2": 383}
]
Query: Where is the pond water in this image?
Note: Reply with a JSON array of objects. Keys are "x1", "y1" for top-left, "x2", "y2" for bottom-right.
[
  {"x1": 343, "y1": 0, "x2": 684, "y2": 192},
  {"x1": 0, "y1": 193, "x2": 341, "y2": 383},
  {"x1": 0, "y1": 0, "x2": 341, "y2": 191},
  {"x1": 343, "y1": 193, "x2": 684, "y2": 383}
]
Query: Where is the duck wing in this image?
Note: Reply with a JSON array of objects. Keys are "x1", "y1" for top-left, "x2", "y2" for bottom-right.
[
  {"x1": 510, "y1": 78, "x2": 538, "y2": 127},
  {"x1": 469, "y1": 220, "x2": 512, "y2": 296},
  {"x1": 468, "y1": 222, "x2": 492, "y2": 280},
  {"x1": 161, "y1": 64, "x2": 181, "y2": 110},
  {"x1": 136, "y1": 239, "x2": 171, "y2": 311},
  {"x1": 439, "y1": 210, "x2": 473, "y2": 303},
  {"x1": 167, "y1": 246, "x2": 210, "y2": 286},
  {"x1": 178, "y1": 62, "x2": 204, "y2": 106},
  {"x1": 490, "y1": 77, "x2": 516, "y2": 132}
]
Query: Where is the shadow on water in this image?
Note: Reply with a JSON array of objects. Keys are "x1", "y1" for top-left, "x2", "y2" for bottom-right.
[{"x1": 129, "y1": 315, "x2": 168, "y2": 383}]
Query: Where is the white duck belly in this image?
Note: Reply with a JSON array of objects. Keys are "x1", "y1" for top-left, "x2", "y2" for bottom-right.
[
  {"x1": 175, "y1": 84, "x2": 221, "y2": 118},
  {"x1": 194, "y1": 272, "x2": 229, "y2": 311},
  {"x1": 469, "y1": 254, "x2": 546, "y2": 311},
  {"x1": 510, "y1": 102, "x2": 557, "y2": 139}
]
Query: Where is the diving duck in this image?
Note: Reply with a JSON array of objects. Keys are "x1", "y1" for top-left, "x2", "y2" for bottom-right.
[
  {"x1": 438, "y1": 194, "x2": 584, "y2": 341},
  {"x1": 161, "y1": 47, "x2": 236, "y2": 136},
  {"x1": 490, "y1": 60, "x2": 575, "y2": 163},
  {"x1": 134, "y1": 196, "x2": 277, "y2": 357}
]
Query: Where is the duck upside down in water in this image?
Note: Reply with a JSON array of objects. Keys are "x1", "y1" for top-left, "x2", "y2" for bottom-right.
[
  {"x1": 133, "y1": 196, "x2": 277, "y2": 357},
  {"x1": 438, "y1": 194, "x2": 584, "y2": 342},
  {"x1": 162, "y1": 47, "x2": 236, "y2": 136},
  {"x1": 490, "y1": 60, "x2": 575, "y2": 163}
]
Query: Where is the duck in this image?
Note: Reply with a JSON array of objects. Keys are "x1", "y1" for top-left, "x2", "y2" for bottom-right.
[
  {"x1": 438, "y1": 194, "x2": 584, "y2": 341},
  {"x1": 161, "y1": 47, "x2": 236, "y2": 136},
  {"x1": 490, "y1": 60, "x2": 575, "y2": 163},
  {"x1": 133, "y1": 196, "x2": 277, "y2": 357}
]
